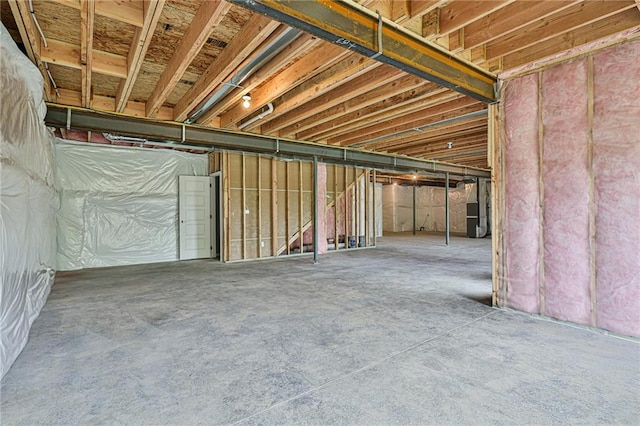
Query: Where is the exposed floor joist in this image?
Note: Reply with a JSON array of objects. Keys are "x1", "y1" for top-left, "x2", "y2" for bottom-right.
[{"x1": 228, "y1": 0, "x2": 497, "y2": 103}]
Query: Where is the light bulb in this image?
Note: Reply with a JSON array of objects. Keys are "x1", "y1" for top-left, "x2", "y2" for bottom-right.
[{"x1": 242, "y1": 94, "x2": 251, "y2": 109}]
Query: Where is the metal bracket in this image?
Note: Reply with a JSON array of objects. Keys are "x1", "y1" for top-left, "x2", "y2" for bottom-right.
[
  {"x1": 370, "y1": 11, "x2": 383, "y2": 59},
  {"x1": 181, "y1": 125, "x2": 186, "y2": 143},
  {"x1": 66, "y1": 108, "x2": 71, "y2": 130},
  {"x1": 276, "y1": 138, "x2": 280, "y2": 153},
  {"x1": 343, "y1": 148, "x2": 347, "y2": 161}
]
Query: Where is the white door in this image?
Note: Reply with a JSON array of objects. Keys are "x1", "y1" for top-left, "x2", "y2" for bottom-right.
[{"x1": 179, "y1": 176, "x2": 211, "y2": 260}]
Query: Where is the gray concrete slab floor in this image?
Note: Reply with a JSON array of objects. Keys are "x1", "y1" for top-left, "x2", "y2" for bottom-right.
[{"x1": 1, "y1": 233, "x2": 639, "y2": 425}]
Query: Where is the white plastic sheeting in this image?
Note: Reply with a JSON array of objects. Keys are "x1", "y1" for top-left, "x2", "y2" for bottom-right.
[
  {"x1": 1, "y1": 23, "x2": 57, "y2": 378},
  {"x1": 382, "y1": 183, "x2": 470, "y2": 233},
  {"x1": 56, "y1": 142, "x2": 208, "y2": 270}
]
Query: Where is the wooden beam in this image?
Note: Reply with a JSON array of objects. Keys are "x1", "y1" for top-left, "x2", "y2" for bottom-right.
[
  {"x1": 50, "y1": 0, "x2": 145, "y2": 27},
  {"x1": 486, "y1": 1, "x2": 638, "y2": 60},
  {"x1": 196, "y1": 34, "x2": 321, "y2": 124},
  {"x1": 115, "y1": 0, "x2": 166, "y2": 112},
  {"x1": 174, "y1": 15, "x2": 280, "y2": 122},
  {"x1": 280, "y1": 73, "x2": 424, "y2": 138},
  {"x1": 40, "y1": 38, "x2": 128, "y2": 78},
  {"x1": 241, "y1": 56, "x2": 379, "y2": 133},
  {"x1": 635, "y1": 0, "x2": 640, "y2": 12},
  {"x1": 503, "y1": 8, "x2": 640, "y2": 69},
  {"x1": 228, "y1": 0, "x2": 496, "y2": 102},
  {"x1": 307, "y1": 85, "x2": 453, "y2": 142},
  {"x1": 80, "y1": 0, "x2": 95, "y2": 108},
  {"x1": 463, "y1": 1, "x2": 579, "y2": 49},
  {"x1": 262, "y1": 65, "x2": 401, "y2": 135},
  {"x1": 56, "y1": 88, "x2": 173, "y2": 120},
  {"x1": 8, "y1": 0, "x2": 52, "y2": 100},
  {"x1": 146, "y1": 0, "x2": 231, "y2": 117},
  {"x1": 219, "y1": 43, "x2": 351, "y2": 128},
  {"x1": 437, "y1": 1, "x2": 514, "y2": 35},
  {"x1": 331, "y1": 96, "x2": 481, "y2": 146}
]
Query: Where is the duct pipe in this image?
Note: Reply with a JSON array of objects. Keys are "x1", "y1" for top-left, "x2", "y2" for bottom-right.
[
  {"x1": 445, "y1": 172, "x2": 450, "y2": 245},
  {"x1": 238, "y1": 103, "x2": 274, "y2": 130},
  {"x1": 185, "y1": 28, "x2": 300, "y2": 123}
]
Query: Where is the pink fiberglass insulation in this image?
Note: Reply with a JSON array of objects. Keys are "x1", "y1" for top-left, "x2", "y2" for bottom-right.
[
  {"x1": 541, "y1": 58, "x2": 592, "y2": 325},
  {"x1": 592, "y1": 40, "x2": 640, "y2": 336},
  {"x1": 503, "y1": 73, "x2": 541, "y2": 313}
]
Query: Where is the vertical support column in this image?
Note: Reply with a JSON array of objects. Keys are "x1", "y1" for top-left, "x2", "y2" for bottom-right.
[
  {"x1": 299, "y1": 161, "x2": 304, "y2": 254},
  {"x1": 313, "y1": 156, "x2": 319, "y2": 263},
  {"x1": 372, "y1": 169, "x2": 377, "y2": 246},
  {"x1": 488, "y1": 103, "x2": 501, "y2": 306},
  {"x1": 364, "y1": 169, "x2": 370, "y2": 247},
  {"x1": 285, "y1": 162, "x2": 291, "y2": 255},
  {"x1": 257, "y1": 156, "x2": 262, "y2": 258},
  {"x1": 445, "y1": 172, "x2": 450, "y2": 245},
  {"x1": 223, "y1": 151, "x2": 230, "y2": 262},
  {"x1": 271, "y1": 158, "x2": 278, "y2": 257},
  {"x1": 241, "y1": 153, "x2": 246, "y2": 260},
  {"x1": 412, "y1": 183, "x2": 416, "y2": 236},
  {"x1": 344, "y1": 165, "x2": 348, "y2": 247},
  {"x1": 334, "y1": 165, "x2": 339, "y2": 251}
]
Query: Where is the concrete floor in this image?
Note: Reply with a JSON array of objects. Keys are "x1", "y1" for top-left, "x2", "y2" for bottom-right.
[{"x1": 2, "y1": 233, "x2": 639, "y2": 425}]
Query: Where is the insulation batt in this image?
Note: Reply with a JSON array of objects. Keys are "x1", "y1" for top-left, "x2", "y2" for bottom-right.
[
  {"x1": 542, "y1": 59, "x2": 591, "y2": 325},
  {"x1": 500, "y1": 38, "x2": 640, "y2": 337},
  {"x1": 503, "y1": 73, "x2": 541, "y2": 314},
  {"x1": 592, "y1": 40, "x2": 640, "y2": 337}
]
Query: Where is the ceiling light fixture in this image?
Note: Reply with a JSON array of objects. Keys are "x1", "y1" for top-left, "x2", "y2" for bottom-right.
[
  {"x1": 447, "y1": 141, "x2": 453, "y2": 149},
  {"x1": 242, "y1": 94, "x2": 252, "y2": 109}
]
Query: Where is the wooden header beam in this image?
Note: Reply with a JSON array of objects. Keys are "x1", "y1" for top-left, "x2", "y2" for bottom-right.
[{"x1": 228, "y1": 0, "x2": 497, "y2": 103}]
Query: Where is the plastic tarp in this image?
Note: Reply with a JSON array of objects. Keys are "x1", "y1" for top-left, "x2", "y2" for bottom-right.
[
  {"x1": 56, "y1": 142, "x2": 208, "y2": 270},
  {"x1": 1, "y1": 23, "x2": 57, "y2": 378},
  {"x1": 382, "y1": 184, "x2": 470, "y2": 233}
]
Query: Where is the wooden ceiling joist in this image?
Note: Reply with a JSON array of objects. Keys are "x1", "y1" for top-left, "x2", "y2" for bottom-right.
[
  {"x1": 217, "y1": 42, "x2": 351, "y2": 128},
  {"x1": 228, "y1": 0, "x2": 497, "y2": 103},
  {"x1": 115, "y1": 0, "x2": 166, "y2": 112},
  {"x1": 279, "y1": 73, "x2": 425, "y2": 138},
  {"x1": 261, "y1": 65, "x2": 403, "y2": 135},
  {"x1": 80, "y1": 0, "x2": 94, "y2": 108},
  {"x1": 50, "y1": 0, "x2": 144, "y2": 27},
  {"x1": 40, "y1": 39, "x2": 128, "y2": 78},
  {"x1": 332, "y1": 97, "x2": 482, "y2": 146},
  {"x1": 8, "y1": 0, "x2": 52, "y2": 100},
  {"x1": 145, "y1": 0, "x2": 231, "y2": 118},
  {"x1": 194, "y1": 34, "x2": 322, "y2": 124},
  {"x1": 173, "y1": 14, "x2": 281, "y2": 122},
  {"x1": 313, "y1": 88, "x2": 459, "y2": 143}
]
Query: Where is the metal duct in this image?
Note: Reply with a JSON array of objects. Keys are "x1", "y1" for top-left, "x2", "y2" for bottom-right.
[{"x1": 185, "y1": 27, "x2": 301, "y2": 124}]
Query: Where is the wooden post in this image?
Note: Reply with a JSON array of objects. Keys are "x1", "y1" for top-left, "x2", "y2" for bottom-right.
[
  {"x1": 257, "y1": 155, "x2": 263, "y2": 258},
  {"x1": 271, "y1": 158, "x2": 278, "y2": 257},
  {"x1": 334, "y1": 165, "x2": 339, "y2": 251},
  {"x1": 223, "y1": 152, "x2": 230, "y2": 262},
  {"x1": 286, "y1": 162, "x2": 291, "y2": 255},
  {"x1": 372, "y1": 169, "x2": 377, "y2": 246},
  {"x1": 313, "y1": 156, "x2": 319, "y2": 263},
  {"x1": 364, "y1": 169, "x2": 370, "y2": 247},
  {"x1": 537, "y1": 71, "x2": 546, "y2": 316},
  {"x1": 242, "y1": 153, "x2": 246, "y2": 260},
  {"x1": 587, "y1": 54, "x2": 598, "y2": 327},
  {"x1": 299, "y1": 161, "x2": 304, "y2": 253}
]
